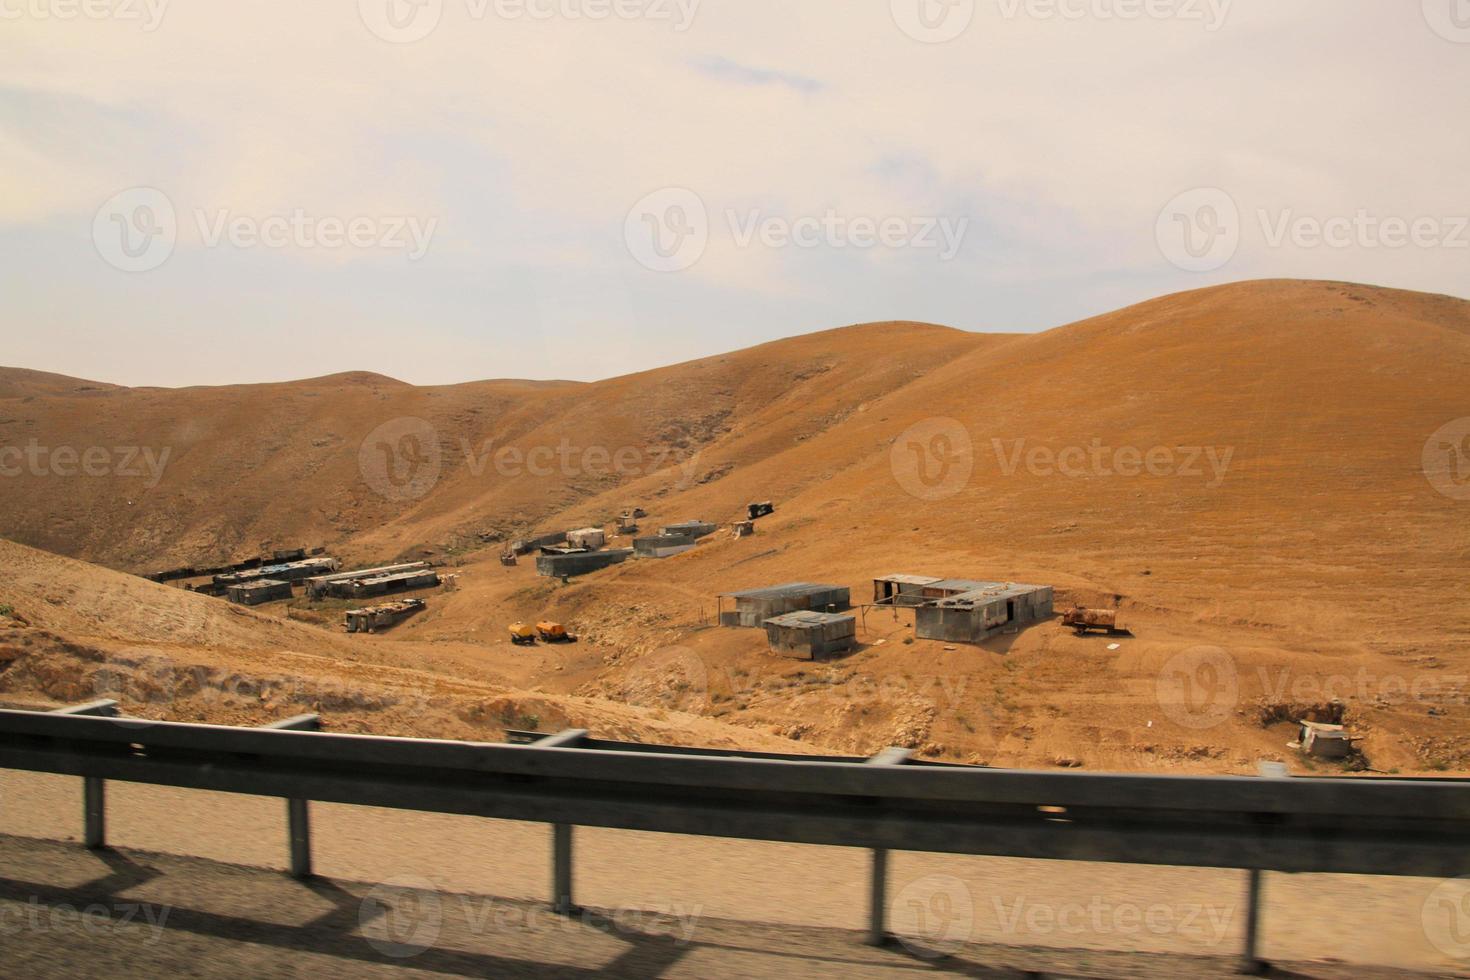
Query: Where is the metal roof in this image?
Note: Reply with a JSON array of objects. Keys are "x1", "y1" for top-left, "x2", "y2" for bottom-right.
[
  {"x1": 938, "y1": 583, "x2": 1051, "y2": 606},
  {"x1": 764, "y1": 610, "x2": 855, "y2": 629},
  {"x1": 873, "y1": 574, "x2": 942, "y2": 586},
  {"x1": 719, "y1": 582, "x2": 846, "y2": 600}
]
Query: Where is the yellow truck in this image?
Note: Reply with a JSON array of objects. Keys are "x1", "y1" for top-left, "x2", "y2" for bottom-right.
[
  {"x1": 536, "y1": 621, "x2": 577, "y2": 643},
  {"x1": 508, "y1": 621, "x2": 536, "y2": 646}
]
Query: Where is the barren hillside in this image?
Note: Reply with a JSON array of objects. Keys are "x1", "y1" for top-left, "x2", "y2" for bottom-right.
[{"x1": 2, "y1": 280, "x2": 1468, "y2": 773}]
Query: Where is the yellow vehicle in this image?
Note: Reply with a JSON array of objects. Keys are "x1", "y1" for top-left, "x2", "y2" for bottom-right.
[
  {"x1": 536, "y1": 620, "x2": 577, "y2": 643},
  {"x1": 508, "y1": 621, "x2": 536, "y2": 646}
]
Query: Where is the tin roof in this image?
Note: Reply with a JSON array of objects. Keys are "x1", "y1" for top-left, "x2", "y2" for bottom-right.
[
  {"x1": 874, "y1": 574, "x2": 943, "y2": 586},
  {"x1": 764, "y1": 610, "x2": 855, "y2": 629},
  {"x1": 719, "y1": 582, "x2": 846, "y2": 600},
  {"x1": 938, "y1": 583, "x2": 1051, "y2": 606}
]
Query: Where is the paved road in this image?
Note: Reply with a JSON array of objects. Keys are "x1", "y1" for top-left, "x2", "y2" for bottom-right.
[{"x1": 1, "y1": 770, "x2": 1466, "y2": 977}]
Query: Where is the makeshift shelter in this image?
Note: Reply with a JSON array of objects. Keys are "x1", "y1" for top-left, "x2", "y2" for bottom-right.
[
  {"x1": 913, "y1": 582, "x2": 1053, "y2": 643},
  {"x1": 718, "y1": 583, "x2": 851, "y2": 628},
  {"x1": 764, "y1": 611, "x2": 856, "y2": 660},
  {"x1": 226, "y1": 579, "x2": 292, "y2": 606},
  {"x1": 536, "y1": 548, "x2": 634, "y2": 578},
  {"x1": 567, "y1": 527, "x2": 606, "y2": 550}
]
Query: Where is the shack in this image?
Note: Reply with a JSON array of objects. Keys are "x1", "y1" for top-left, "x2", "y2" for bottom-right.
[
  {"x1": 1291, "y1": 720, "x2": 1355, "y2": 760},
  {"x1": 661, "y1": 520, "x2": 718, "y2": 540},
  {"x1": 634, "y1": 533, "x2": 697, "y2": 558},
  {"x1": 718, "y1": 583, "x2": 851, "y2": 628},
  {"x1": 345, "y1": 598, "x2": 425, "y2": 634},
  {"x1": 536, "y1": 548, "x2": 634, "y2": 578},
  {"x1": 226, "y1": 579, "x2": 292, "y2": 606},
  {"x1": 872, "y1": 574, "x2": 942, "y2": 607},
  {"x1": 348, "y1": 568, "x2": 440, "y2": 598},
  {"x1": 305, "y1": 562, "x2": 432, "y2": 600},
  {"x1": 567, "y1": 527, "x2": 606, "y2": 550},
  {"x1": 214, "y1": 557, "x2": 339, "y2": 588},
  {"x1": 913, "y1": 582, "x2": 1054, "y2": 643},
  {"x1": 747, "y1": 502, "x2": 775, "y2": 520},
  {"x1": 764, "y1": 611, "x2": 856, "y2": 660}
]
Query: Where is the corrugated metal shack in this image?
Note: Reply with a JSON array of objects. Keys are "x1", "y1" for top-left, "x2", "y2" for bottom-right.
[
  {"x1": 214, "y1": 557, "x2": 339, "y2": 589},
  {"x1": 872, "y1": 574, "x2": 943, "y2": 607},
  {"x1": 536, "y1": 548, "x2": 634, "y2": 578},
  {"x1": 634, "y1": 533, "x2": 697, "y2": 558},
  {"x1": 345, "y1": 598, "x2": 425, "y2": 633},
  {"x1": 510, "y1": 531, "x2": 569, "y2": 556},
  {"x1": 306, "y1": 562, "x2": 433, "y2": 600},
  {"x1": 348, "y1": 568, "x2": 441, "y2": 598},
  {"x1": 566, "y1": 527, "x2": 606, "y2": 550},
  {"x1": 660, "y1": 521, "x2": 718, "y2": 540},
  {"x1": 718, "y1": 583, "x2": 852, "y2": 628},
  {"x1": 913, "y1": 582, "x2": 1054, "y2": 643},
  {"x1": 226, "y1": 579, "x2": 292, "y2": 606},
  {"x1": 764, "y1": 611, "x2": 856, "y2": 660}
]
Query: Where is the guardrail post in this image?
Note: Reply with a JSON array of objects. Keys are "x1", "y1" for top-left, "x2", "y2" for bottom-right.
[
  {"x1": 49, "y1": 701, "x2": 119, "y2": 850},
  {"x1": 533, "y1": 731, "x2": 588, "y2": 915},
  {"x1": 1240, "y1": 868, "x2": 1267, "y2": 975},
  {"x1": 553, "y1": 823, "x2": 575, "y2": 915},
  {"x1": 83, "y1": 777, "x2": 106, "y2": 849},
  {"x1": 867, "y1": 847, "x2": 889, "y2": 946},
  {"x1": 262, "y1": 715, "x2": 320, "y2": 878},
  {"x1": 864, "y1": 746, "x2": 912, "y2": 946}
]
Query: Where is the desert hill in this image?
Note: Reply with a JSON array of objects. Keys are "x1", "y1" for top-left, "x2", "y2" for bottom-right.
[{"x1": 2, "y1": 279, "x2": 1469, "y2": 772}]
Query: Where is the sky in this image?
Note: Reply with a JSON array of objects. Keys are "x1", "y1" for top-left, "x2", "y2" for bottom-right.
[{"x1": 3, "y1": 0, "x2": 1469, "y2": 387}]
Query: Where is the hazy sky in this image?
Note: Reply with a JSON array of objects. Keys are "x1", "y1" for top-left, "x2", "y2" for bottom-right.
[{"x1": 4, "y1": 1, "x2": 1468, "y2": 387}]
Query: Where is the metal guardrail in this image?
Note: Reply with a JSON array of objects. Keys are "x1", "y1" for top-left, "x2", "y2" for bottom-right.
[{"x1": 4, "y1": 704, "x2": 1470, "y2": 973}]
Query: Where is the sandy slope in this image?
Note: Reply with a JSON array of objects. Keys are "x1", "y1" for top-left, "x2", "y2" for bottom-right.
[{"x1": 1, "y1": 279, "x2": 1468, "y2": 773}]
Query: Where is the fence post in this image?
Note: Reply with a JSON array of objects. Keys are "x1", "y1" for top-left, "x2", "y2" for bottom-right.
[
  {"x1": 261, "y1": 714, "x2": 321, "y2": 879},
  {"x1": 49, "y1": 701, "x2": 119, "y2": 850},
  {"x1": 864, "y1": 747, "x2": 913, "y2": 945}
]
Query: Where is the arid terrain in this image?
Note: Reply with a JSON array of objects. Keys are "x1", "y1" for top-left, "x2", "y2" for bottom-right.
[{"x1": 2, "y1": 279, "x2": 1468, "y2": 775}]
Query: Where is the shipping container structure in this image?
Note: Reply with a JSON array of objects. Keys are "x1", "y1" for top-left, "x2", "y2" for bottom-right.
[
  {"x1": 225, "y1": 579, "x2": 293, "y2": 606},
  {"x1": 633, "y1": 533, "x2": 698, "y2": 558},
  {"x1": 763, "y1": 610, "x2": 856, "y2": 660},
  {"x1": 718, "y1": 582, "x2": 852, "y2": 628},
  {"x1": 344, "y1": 598, "x2": 426, "y2": 633},
  {"x1": 348, "y1": 569, "x2": 440, "y2": 598},
  {"x1": 535, "y1": 548, "x2": 635, "y2": 578},
  {"x1": 913, "y1": 582, "x2": 1054, "y2": 643},
  {"x1": 213, "y1": 557, "x2": 340, "y2": 589},
  {"x1": 871, "y1": 574, "x2": 943, "y2": 607},
  {"x1": 305, "y1": 562, "x2": 433, "y2": 600}
]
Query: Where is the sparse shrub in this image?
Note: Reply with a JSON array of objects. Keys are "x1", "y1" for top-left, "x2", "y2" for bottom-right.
[{"x1": 0, "y1": 603, "x2": 13, "y2": 618}]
